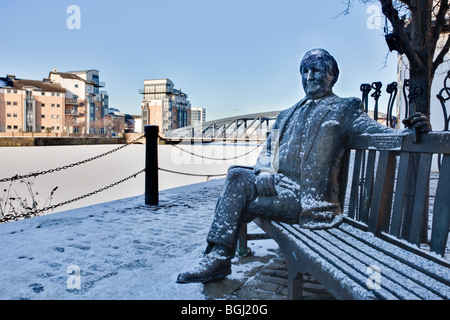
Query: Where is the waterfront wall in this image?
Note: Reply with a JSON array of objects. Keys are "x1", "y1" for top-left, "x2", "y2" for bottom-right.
[{"x1": 0, "y1": 136, "x2": 126, "y2": 147}]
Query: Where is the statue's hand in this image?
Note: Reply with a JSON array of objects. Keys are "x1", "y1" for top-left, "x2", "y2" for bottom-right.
[
  {"x1": 255, "y1": 172, "x2": 277, "y2": 197},
  {"x1": 402, "y1": 112, "x2": 432, "y2": 133}
]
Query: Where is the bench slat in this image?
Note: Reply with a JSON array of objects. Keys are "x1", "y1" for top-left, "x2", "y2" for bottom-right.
[
  {"x1": 431, "y1": 154, "x2": 450, "y2": 256},
  {"x1": 285, "y1": 224, "x2": 414, "y2": 299},
  {"x1": 348, "y1": 150, "x2": 363, "y2": 219},
  {"x1": 390, "y1": 152, "x2": 411, "y2": 237},
  {"x1": 369, "y1": 151, "x2": 396, "y2": 234},
  {"x1": 359, "y1": 150, "x2": 376, "y2": 224},
  {"x1": 327, "y1": 227, "x2": 449, "y2": 299},
  {"x1": 408, "y1": 153, "x2": 432, "y2": 246},
  {"x1": 290, "y1": 224, "x2": 429, "y2": 299},
  {"x1": 254, "y1": 218, "x2": 380, "y2": 300},
  {"x1": 339, "y1": 223, "x2": 450, "y2": 287}
]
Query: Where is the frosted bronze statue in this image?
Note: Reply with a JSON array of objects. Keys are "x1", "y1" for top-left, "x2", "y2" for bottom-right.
[{"x1": 177, "y1": 48, "x2": 431, "y2": 284}]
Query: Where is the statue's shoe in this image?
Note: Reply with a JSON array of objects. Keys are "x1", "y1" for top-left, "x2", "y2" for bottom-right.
[{"x1": 176, "y1": 252, "x2": 231, "y2": 283}]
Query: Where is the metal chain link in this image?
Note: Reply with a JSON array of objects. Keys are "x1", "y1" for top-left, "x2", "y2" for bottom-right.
[
  {"x1": 159, "y1": 134, "x2": 263, "y2": 161},
  {"x1": 0, "y1": 134, "x2": 145, "y2": 183},
  {"x1": 0, "y1": 169, "x2": 145, "y2": 224},
  {"x1": 159, "y1": 167, "x2": 227, "y2": 177}
]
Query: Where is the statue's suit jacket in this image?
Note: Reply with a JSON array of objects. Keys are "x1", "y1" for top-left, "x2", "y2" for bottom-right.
[{"x1": 253, "y1": 93, "x2": 398, "y2": 228}]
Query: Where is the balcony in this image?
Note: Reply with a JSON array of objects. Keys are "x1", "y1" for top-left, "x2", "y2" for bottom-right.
[
  {"x1": 139, "y1": 89, "x2": 170, "y2": 94},
  {"x1": 65, "y1": 109, "x2": 79, "y2": 116},
  {"x1": 66, "y1": 98, "x2": 80, "y2": 105},
  {"x1": 91, "y1": 79, "x2": 105, "y2": 87}
]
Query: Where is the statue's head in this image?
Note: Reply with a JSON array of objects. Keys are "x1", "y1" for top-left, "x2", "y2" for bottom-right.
[{"x1": 300, "y1": 49, "x2": 339, "y2": 100}]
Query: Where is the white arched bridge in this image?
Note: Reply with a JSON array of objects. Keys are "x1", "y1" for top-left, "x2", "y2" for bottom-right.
[{"x1": 164, "y1": 111, "x2": 280, "y2": 143}]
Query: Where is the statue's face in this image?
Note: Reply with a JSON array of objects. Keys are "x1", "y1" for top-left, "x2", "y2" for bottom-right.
[{"x1": 301, "y1": 60, "x2": 334, "y2": 100}]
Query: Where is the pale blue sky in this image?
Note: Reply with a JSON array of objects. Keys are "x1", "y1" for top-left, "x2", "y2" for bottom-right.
[{"x1": 0, "y1": 0, "x2": 398, "y2": 121}]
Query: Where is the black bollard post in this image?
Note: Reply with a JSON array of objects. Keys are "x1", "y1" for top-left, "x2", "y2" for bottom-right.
[{"x1": 145, "y1": 125, "x2": 159, "y2": 205}]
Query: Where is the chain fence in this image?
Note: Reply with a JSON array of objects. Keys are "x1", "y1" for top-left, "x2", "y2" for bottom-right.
[
  {"x1": 0, "y1": 134, "x2": 145, "y2": 183},
  {"x1": 158, "y1": 134, "x2": 263, "y2": 161},
  {"x1": 158, "y1": 167, "x2": 227, "y2": 178},
  {"x1": 0, "y1": 134, "x2": 260, "y2": 223},
  {"x1": 0, "y1": 169, "x2": 145, "y2": 224}
]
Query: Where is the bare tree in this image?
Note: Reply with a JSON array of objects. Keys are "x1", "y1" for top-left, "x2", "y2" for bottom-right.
[
  {"x1": 64, "y1": 115, "x2": 78, "y2": 136},
  {"x1": 90, "y1": 118, "x2": 105, "y2": 136},
  {"x1": 103, "y1": 117, "x2": 115, "y2": 137},
  {"x1": 345, "y1": 0, "x2": 449, "y2": 118}
]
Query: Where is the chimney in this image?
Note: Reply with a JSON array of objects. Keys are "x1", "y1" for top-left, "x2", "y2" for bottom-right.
[{"x1": 6, "y1": 75, "x2": 16, "y2": 80}]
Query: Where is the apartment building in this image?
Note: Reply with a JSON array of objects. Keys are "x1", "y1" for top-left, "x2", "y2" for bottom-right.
[
  {"x1": 140, "y1": 79, "x2": 191, "y2": 134},
  {"x1": 104, "y1": 107, "x2": 125, "y2": 136},
  {"x1": 49, "y1": 69, "x2": 107, "y2": 134},
  {"x1": 0, "y1": 75, "x2": 66, "y2": 134},
  {"x1": 0, "y1": 69, "x2": 110, "y2": 135},
  {"x1": 190, "y1": 107, "x2": 206, "y2": 127}
]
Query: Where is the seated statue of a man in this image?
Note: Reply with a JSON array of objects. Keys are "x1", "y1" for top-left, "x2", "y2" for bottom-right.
[{"x1": 177, "y1": 48, "x2": 431, "y2": 284}]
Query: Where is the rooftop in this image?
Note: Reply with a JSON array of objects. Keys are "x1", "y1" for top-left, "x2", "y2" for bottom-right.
[
  {"x1": 49, "y1": 71, "x2": 100, "y2": 87},
  {"x1": 0, "y1": 75, "x2": 66, "y2": 93}
]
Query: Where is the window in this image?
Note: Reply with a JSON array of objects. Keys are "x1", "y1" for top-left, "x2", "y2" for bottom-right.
[
  {"x1": 6, "y1": 89, "x2": 11, "y2": 93},
  {"x1": 41, "y1": 92, "x2": 45, "y2": 96},
  {"x1": 41, "y1": 103, "x2": 45, "y2": 107},
  {"x1": 51, "y1": 115, "x2": 56, "y2": 119},
  {"x1": 13, "y1": 113, "x2": 17, "y2": 117},
  {"x1": 51, "y1": 104, "x2": 55, "y2": 107},
  {"x1": 56, "y1": 115, "x2": 60, "y2": 119},
  {"x1": 57, "y1": 104, "x2": 60, "y2": 108},
  {"x1": 6, "y1": 113, "x2": 11, "y2": 117},
  {"x1": 7, "y1": 125, "x2": 11, "y2": 130},
  {"x1": 13, "y1": 90, "x2": 17, "y2": 94},
  {"x1": 6, "y1": 101, "x2": 11, "y2": 105},
  {"x1": 41, "y1": 115, "x2": 45, "y2": 118},
  {"x1": 13, "y1": 101, "x2": 17, "y2": 106},
  {"x1": 56, "y1": 93, "x2": 60, "y2": 97},
  {"x1": 75, "y1": 84, "x2": 78, "y2": 88},
  {"x1": 13, "y1": 125, "x2": 18, "y2": 129},
  {"x1": 51, "y1": 92, "x2": 55, "y2": 96}
]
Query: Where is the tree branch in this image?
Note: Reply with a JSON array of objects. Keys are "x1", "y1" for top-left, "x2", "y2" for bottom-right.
[
  {"x1": 398, "y1": 0, "x2": 411, "y2": 8},
  {"x1": 334, "y1": 0, "x2": 354, "y2": 17},
  {"x1": 432, "y1": 0, "x2": 450, "y2": 44},
  {"x1": 433, "y1": 34, "x2": 450, "y2": 75},
  {"x1": 379, "y1": 0, "x2": 422, "y2": 66}
]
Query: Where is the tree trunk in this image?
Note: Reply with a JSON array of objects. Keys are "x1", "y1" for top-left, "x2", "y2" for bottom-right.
[{"x1": 408, "y1": 65, "x2": 433, "y2": 118}]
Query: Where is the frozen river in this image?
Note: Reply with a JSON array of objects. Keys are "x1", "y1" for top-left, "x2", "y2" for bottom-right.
[{"x1": 0, "y1": 142, "x2": 261, "y2": 216}]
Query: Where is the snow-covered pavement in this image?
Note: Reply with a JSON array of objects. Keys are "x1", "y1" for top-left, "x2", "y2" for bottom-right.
[{"x1": 0, "y1": 178, "x2": 278, "y2": 300}]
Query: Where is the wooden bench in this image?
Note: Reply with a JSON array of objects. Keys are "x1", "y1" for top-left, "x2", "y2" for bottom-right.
[{"x1": 241, "y1": 132, "x2": 450, "y2": 300}]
